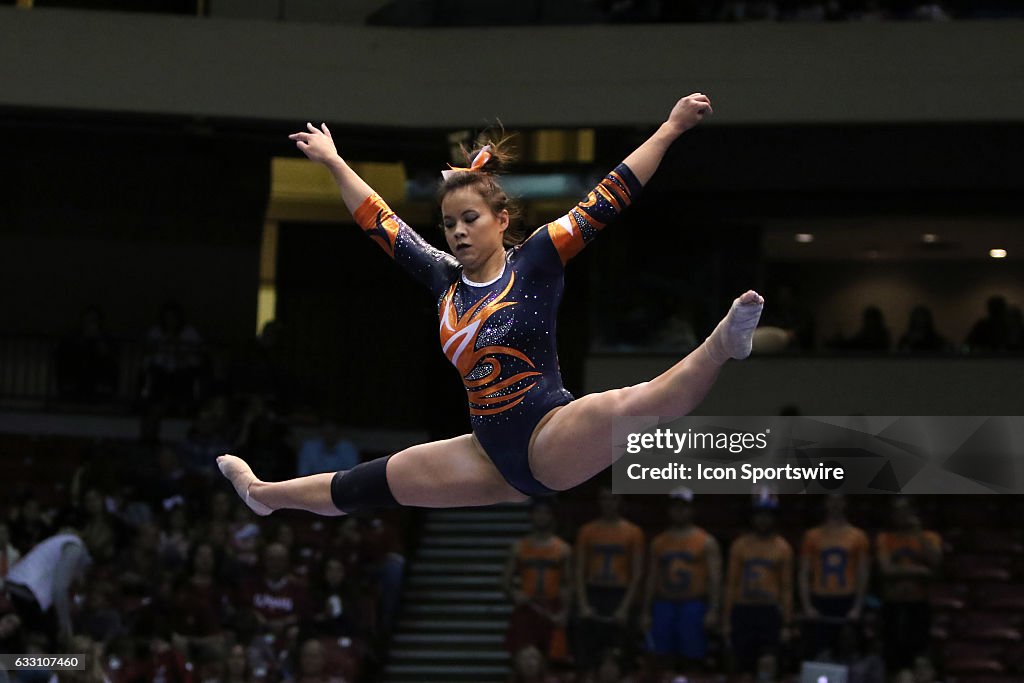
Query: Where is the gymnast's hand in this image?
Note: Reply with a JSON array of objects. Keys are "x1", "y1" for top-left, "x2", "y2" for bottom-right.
[
  {"x1": 289, "y1": 122, "x2": 341, "y2": 165},
  {"x1": 666, "y1": 93, "x2": 713, "y2": 135}
]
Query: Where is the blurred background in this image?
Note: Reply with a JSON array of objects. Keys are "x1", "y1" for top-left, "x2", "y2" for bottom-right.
[{"x1": 0, "y1": 1, "x2": 1022, "y2": 682}]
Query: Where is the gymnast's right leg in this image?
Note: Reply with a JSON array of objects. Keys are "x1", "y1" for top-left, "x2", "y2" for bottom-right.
[{"x1": 217, "y1": 434, "x2": 527, "y2": 516}]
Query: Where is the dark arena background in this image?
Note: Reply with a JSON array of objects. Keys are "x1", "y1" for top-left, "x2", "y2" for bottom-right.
[{"x1": 1, "y1": 2, "x2": 1024, "y2": 682}]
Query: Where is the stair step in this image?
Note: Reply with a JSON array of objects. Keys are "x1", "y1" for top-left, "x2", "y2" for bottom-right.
[
  {"x1": 424, "y1": 521, "x2": 530, "y2": 534},
  {"x1": 408, "y1": 574, "x2": 502, "y2": 588},
  {"x1": 419, "y1": 547, "x2": 507, "y2": 560},
  {"x1": 384, "y1": 664, "x2": 508, "y2": 677},
  {"x1": 391, "y1": 649, "x2": 509, "y2": 662},
  {"x1": 393, "y1": 633, "x2": 505, "y2": 646},
  {"x1": 405, "y1": 589, "x2": 507, "y2": 603},
  {"x1": 429, "y1": 509, "x2": 528, "y2": 523},
  {"x1": 404, "y1": 603, "x2": 512, "y2": 617},
  {"x1": 414, "y1": 562, "x2": 504, "y2": 575},
  {"x1": 421, "y1": 535, "x2": 515, "y2": 548},
  {"x1": 396, "y1": 619, "x2": 507, "y2": 633}
]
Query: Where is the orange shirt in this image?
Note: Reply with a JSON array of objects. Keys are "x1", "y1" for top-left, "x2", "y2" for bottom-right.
[
  {"x1": 514, "y1": 535, "x2": 571, "y2": 601},
  {"x1": 577, "y1": 519, "x2": 645, "y2": 588},
  {"x1": 726, "y1": 534, "x2": 793, "y2": 615},
  {"x1": 801, "y1": 524, "x2": 869, "y2": 597},
  {"x1": 650, "y1": 527, "x2": 711, "y2": 600},
  {"x1": 876, "y1": 530, "x2": 942, "y2": 602}
]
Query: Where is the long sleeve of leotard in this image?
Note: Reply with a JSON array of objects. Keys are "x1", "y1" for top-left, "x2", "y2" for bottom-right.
[
  {"x1": 353, "y1": 193, "x2": 461, "y2": 298},
  {"x1": 523, "y1": 163, "x2": 643, "y2": 266}
]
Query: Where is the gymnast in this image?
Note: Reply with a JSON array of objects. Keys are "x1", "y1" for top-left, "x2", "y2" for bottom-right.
[{"x1": 218, "y1": 92, "x2": 764, "y2": 515}]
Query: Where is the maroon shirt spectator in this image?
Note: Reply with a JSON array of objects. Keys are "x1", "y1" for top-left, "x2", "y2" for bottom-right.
[{"x1": 239, "y1": 543, "x2": 313, "y2": 638}]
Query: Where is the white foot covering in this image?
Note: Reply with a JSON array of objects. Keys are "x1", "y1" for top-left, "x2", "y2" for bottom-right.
[
  {"x1": 704, "y1": 290, "x2": 765, "y2": 364},
  {"x1": 217, "y1": 454, "x2": 273, "y2": 516}
]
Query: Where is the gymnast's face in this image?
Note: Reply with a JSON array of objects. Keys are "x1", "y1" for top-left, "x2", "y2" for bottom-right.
[{"x1": 441, "y1": 187, "x2": 509, "y2": 271}]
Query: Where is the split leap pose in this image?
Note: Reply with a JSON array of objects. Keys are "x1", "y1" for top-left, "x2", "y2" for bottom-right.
[{"x1": 219, "y1": 93, "x2": 764, "y2": 516}]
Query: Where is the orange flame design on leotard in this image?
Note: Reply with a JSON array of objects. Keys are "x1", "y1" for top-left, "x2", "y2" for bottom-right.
[{"x1": 439, "y1": 272, "x2": 540, "y2": 416}]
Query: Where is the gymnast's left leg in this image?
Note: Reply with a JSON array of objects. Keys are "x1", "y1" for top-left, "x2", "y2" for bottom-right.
[
  {"x1": 217, "y1": 433, "x2": 527, "y2": 516},
  {"x1": 529, "y1": 290, "x2": 764, "y2": 492}
]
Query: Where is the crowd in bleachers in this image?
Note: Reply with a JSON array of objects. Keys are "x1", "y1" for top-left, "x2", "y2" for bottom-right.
[
  {"x1": 0, "y1": 418, "x2": 407, "y2": 683},
  {"x1": 502, "y1": 488, "x2": 1024, "y2": 683}
]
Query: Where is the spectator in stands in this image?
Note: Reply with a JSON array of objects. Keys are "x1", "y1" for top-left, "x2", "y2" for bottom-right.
[
  {"x1": 55, "y1": 305, "x2": 118, "y2": 402},
  {"x1": 9, "y1": 495, "x2": 55, "y2": 553},
  {"x1": 171, "y1": 540, "x2": 234, "y2": 654},
  {"x1": 358, "y1": 515, "x2": 405, "y2": 637},
  {"x1": 311, "y1": 556, "x2": 359, "y2": 639},
  {"x1": 222, "y1": 642, "x2": 255, "y2": 683},
  {"x1": 965, "y1": 295, "x2": 1011, "y2": 352},
  {"x1": 719, "y1": 0, "x2": 781, "y2": 20},
  {"x1": 799, "y1": 494, "x2": 870, "y2": 659},
  {"x1": 141, "y1": 300, "x2": 206, "y2": 414},
  {"x1": 282, "y1": 637, "x2": 349, "y2": 683},
  {"x1": 115, "y1": 521, "x2": 162, "y2": 598},
  {"x1": 509, "y1": 644, "x2": 561, "y2": 683},
  {"x1": 75, "y1": 579, "x2": 123, "y2": 645},
  {"x1": 69, "y1": 481, "x2": 119, "y2": 564},
  {"x1": 897, "y1": 305, "x2": 948, "y2": 353},
  {"x1": 908, "y1": 654, "x2": 942, "y2": 682},
  {"x1": 179, "y1": 396, "x2": 235, "y2": 479},
  {"x1": 0, "y1": 521, "x2": 22, "y2": 584},
  {"x1": 236, "y1": 396, "x2": 295, "y2": 482},
  {"x1": 642, "y1": 488, "x2": 722, "y2": 675},
  {"x1": 5, "y1": 527, "x2": 92, "y2": 649},
  {"x1": 62, "y1": 634, "x2": 113, "y2": 683},
  {"x1": 837, "y1": 306, "x2": 891, "y2": 352},
  {"x1": 502, "y1": 498, "x2": 572, "y2": 664},
  {"x1": 875, "y1": 497, "x2": 942, "y2": 670},
  {"x1": 239, "y1": 542, "x2": 313, "y2": 653},
  {"x1": 157, "y1": 502, "x2": 191, "y2": 571},
  {"x1": 230, "y1": 318, "x2": 288, "y2": 409},
  {"x1": 760, "y1": 283, "x2": 816, "y2": 351},
  {"x1": 574, "y1": 487, "x2": 645, "y2": 674},
  {"x1": 297, "y1": 417, "x2": 360, "y2": 477},
  {"x1": 723, "y1": 498, "x2": 794, "y2": 674},
  {"x1": 1007, "y1": 304, "x2": 1023, "y2": 351}
]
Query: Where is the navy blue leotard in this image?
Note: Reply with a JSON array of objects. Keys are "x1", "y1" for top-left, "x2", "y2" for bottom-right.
[{"x1": 353, "y1": 164, "x2": 642, "y2": 495}]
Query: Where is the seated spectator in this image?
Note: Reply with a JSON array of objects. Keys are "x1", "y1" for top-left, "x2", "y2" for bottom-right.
[
  {"x1": 897, "y1": 305, "x2": 948, "y2": 353},
  {"x1": 964, "y1": 295, "x2": 1011, "y2": 352},
  {"x1": 509, "y1": 645, "x2": 561, "y2": 683},
  {"x1": 358, "y1": 515, "x2": 406, "y2": 636},
  {"x1": 235, "y1": 397, "x2": 294, "y2": 482},
  {"x1": 9, "y1": 495, "x2": 55, "y2": 553},
  {"x1": 310, "y1": 557, "x2": 359, "y2": 639},
  {"x1": 55, "y1": 306, "x2": 118, "y2": 402},
  {"x1": 230, "y1": 318, "x2": 288, "y2": 409},
  {"x1": 297, "y1": 418, "x2": 359, "y2": 477},
  {"x1": 761, "y1": 283, "x2": 816, "y2": 351},
  {"x1": 141, "y1": 300, "x2": 207, "y2": 414},
  {"x1": 719, "y1": 0, "x2": 780, "y2": 20},
  {"x1": 282, "y1": 637, "x2": 349, "y2": 683},
  {"x1": 171, "y1": 541, "x2": 234, "y2": 652},
  {"x1": 0, "y1": 521, "x2": 22, "y2": 585},
  {"x1": 178, "y1": 397, "x2": 234, "y2": 479},
  {"x1": 837, "y1": 306, "x2": 891, "y2": 352},
  {"x1": 238, "y1": 543, "x2": 313, "y2": 655},
  {"x1": 76, "y1": 579, "x2": 124, "y2": 645},
  {"x1": 158, "y1": 503, "x2": 191, "y2": 572},
  {"x1": 222, "y1": 641, "x2": 255, "y2": 683}
]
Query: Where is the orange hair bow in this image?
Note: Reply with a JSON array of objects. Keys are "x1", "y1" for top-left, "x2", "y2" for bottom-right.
[{"x1": 441, "y1": 145, "x2": 492, "y2": 181}]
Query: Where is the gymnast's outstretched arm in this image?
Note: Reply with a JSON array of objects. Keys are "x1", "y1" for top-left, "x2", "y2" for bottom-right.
[
  {"x1": 289, "y1": 122, "x2": 374, "y2": 214},
  {"x1": 622, "y1": 92, "x2": 712, "y2": 185}
]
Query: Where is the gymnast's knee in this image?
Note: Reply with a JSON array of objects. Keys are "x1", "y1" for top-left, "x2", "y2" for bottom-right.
[{"x1": 330, "y1": 455, "x2": 399, "y2": 514}]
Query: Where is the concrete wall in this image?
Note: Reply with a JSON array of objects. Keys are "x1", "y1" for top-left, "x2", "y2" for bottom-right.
[
  {"x1": 2, "y1": 8, "x2": 1023, "y2": 126},
  {"x1": 586, "y1": 355, "x2": 1024, "y2": 415}
]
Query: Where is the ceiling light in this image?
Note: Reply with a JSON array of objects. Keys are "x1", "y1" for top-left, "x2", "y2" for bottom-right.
[
  {"x1": 990, "y1": 248, "x2": 1007, "y2": 259},
  {"x1": 922, "y1": 233, "x2": 938, "y2": 243},
  {"x1": 795, "y1": 233, "x2": 814, "y2": 243}
]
